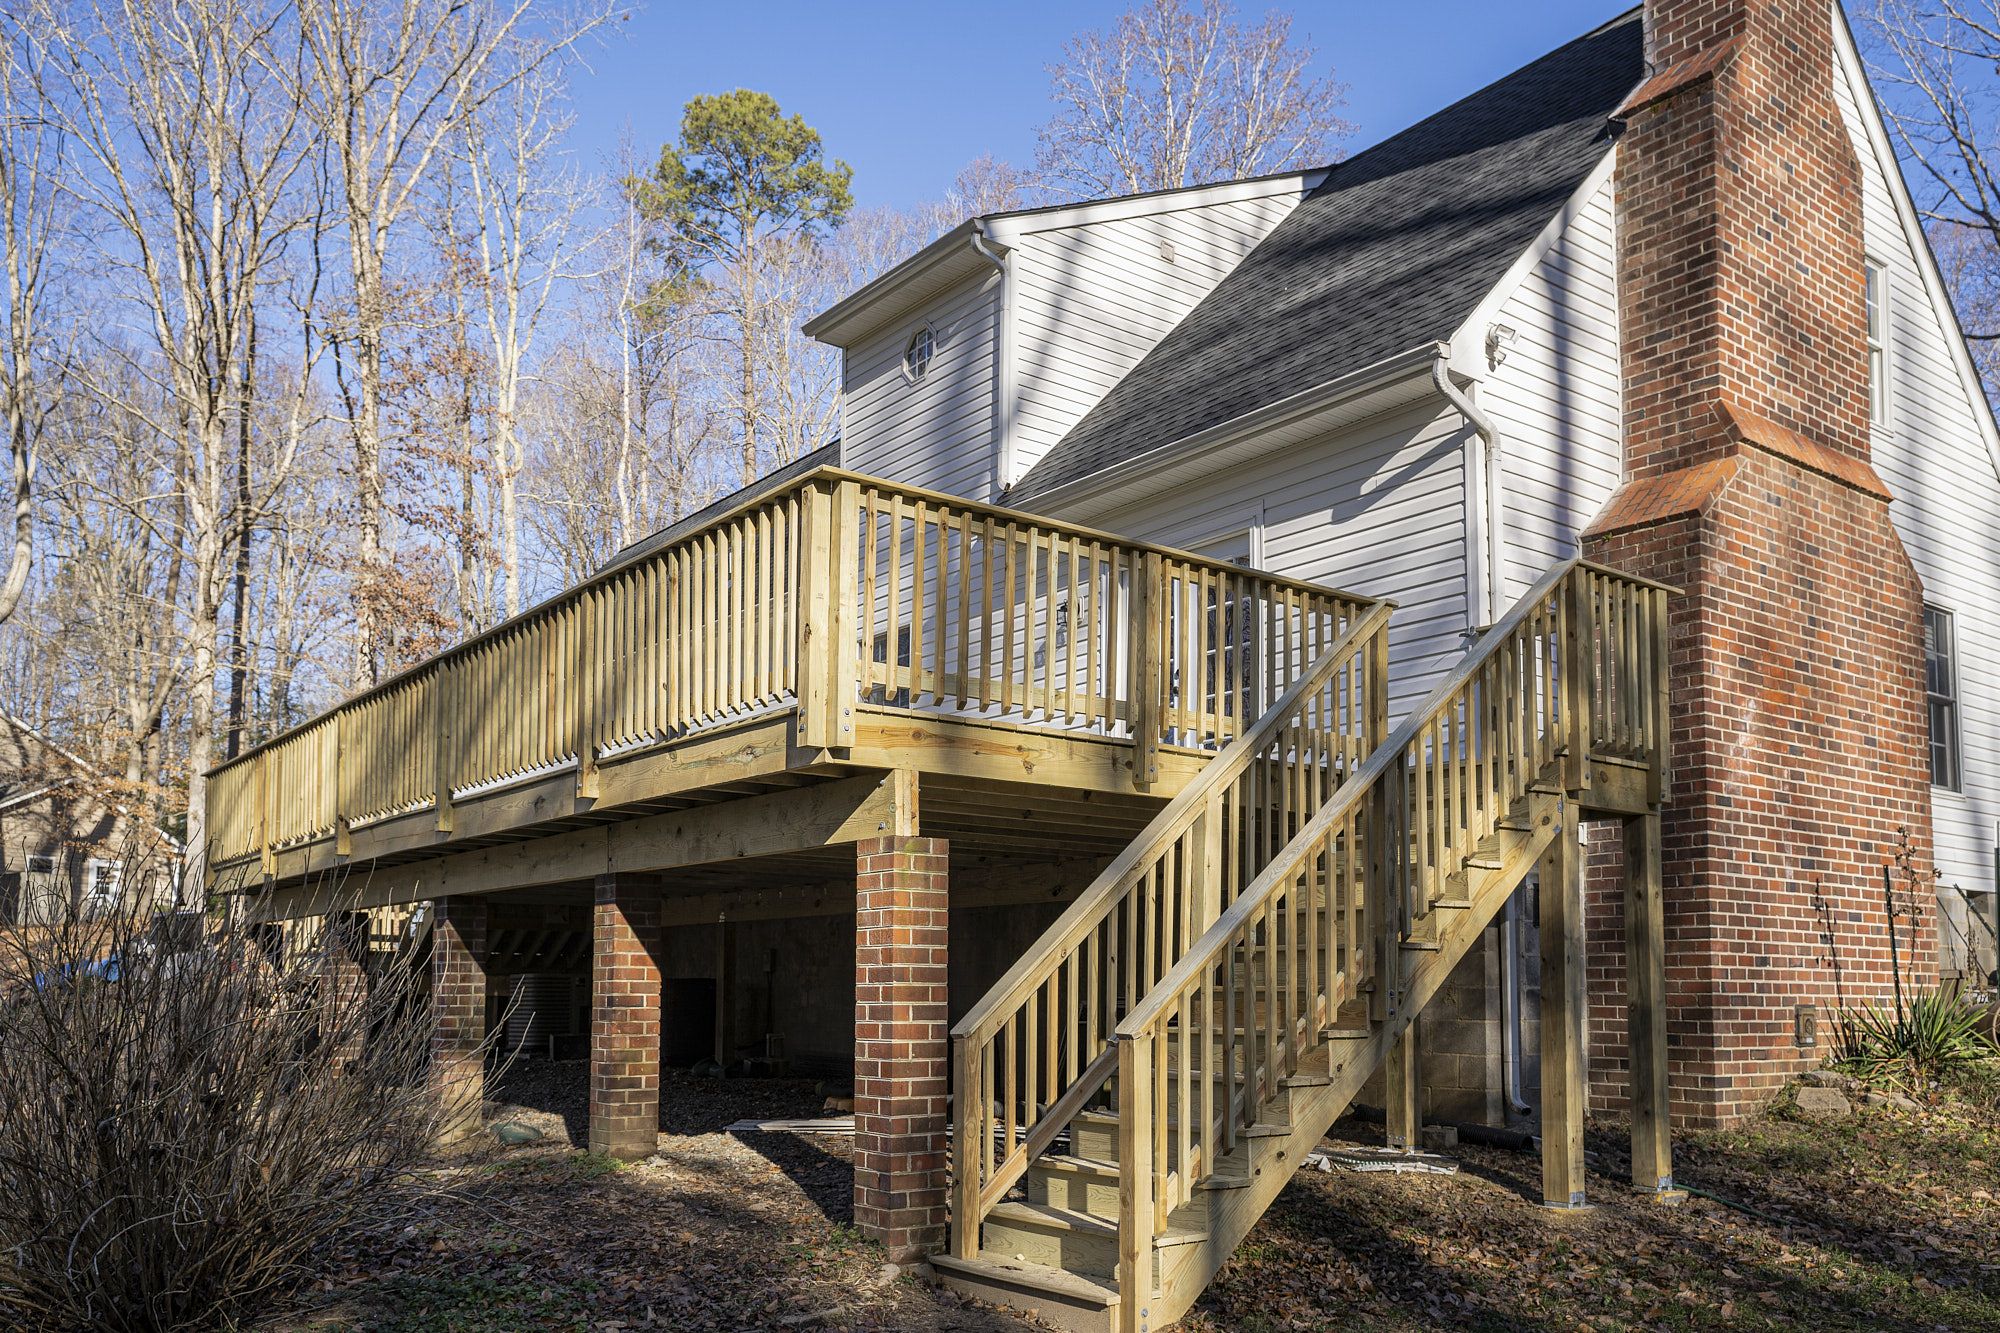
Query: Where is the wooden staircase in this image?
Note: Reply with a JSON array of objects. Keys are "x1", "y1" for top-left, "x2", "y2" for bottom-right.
[{"x1": 935, "y1": 561, "x2": 1672, "y2": 1332}]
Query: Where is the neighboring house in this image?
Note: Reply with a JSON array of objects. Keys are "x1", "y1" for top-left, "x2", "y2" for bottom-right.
[
  {"x1": 0, "y1": 716, "x2": 179, "y2": 925},
  {"x1": 207, "y1": 2, "x2": 2000, "y2": 1329}
]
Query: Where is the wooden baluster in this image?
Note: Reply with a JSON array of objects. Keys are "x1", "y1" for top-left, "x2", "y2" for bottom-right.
[{"x1": 575, "y1": 588, "x2": 600, "y2": 798}]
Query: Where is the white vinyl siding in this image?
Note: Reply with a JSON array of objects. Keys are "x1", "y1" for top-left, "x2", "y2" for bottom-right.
[
  {"x1": 1080, "y1": 402, "x2": 1471, "y2": 721},
  {"x1": 840, "y1": 273, "x2": 1001, "y2": 502},
  {"x1": 1006, "y1": 192, "x2": 1306, "y2": 487},
  {"x1": 1836, "y1": 42, "x2": 2000, "y2": 976},
  {"x1": 1477, "y1": 171, "x2": 1626, "y2": 606}
]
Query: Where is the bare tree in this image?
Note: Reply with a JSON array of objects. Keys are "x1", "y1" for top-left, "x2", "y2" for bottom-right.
[
  {"x1": 295, "y1": 0, "x2": 616, "y2": 687},
  {"x1": 1868, "y1": 1, "x2": 2000, "y2": 348},
  {"x1": 1037, "y1": 0, "x2": 1351, "y2": 199},
  {"x1": 34, "y1": 0, "x2": 322, "y2": 897},
  {"x1": 463, "y1": 63, "x2": 583, "y2": 621},
  {"x1": 0, "y1": 23, "x2": 64, "y2": 627}
]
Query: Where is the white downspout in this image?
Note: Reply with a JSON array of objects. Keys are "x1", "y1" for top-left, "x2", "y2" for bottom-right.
[
  {"x1": 971, "y1": 219, "x2": 1011, "y2": 499},
  {"x1": 1432, "y1": 356, "x2": 1505, "y2": 629}
]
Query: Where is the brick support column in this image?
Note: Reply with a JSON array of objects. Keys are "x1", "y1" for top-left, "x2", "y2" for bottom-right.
[
  {"x1": 853, "y1": 836, "x2": 949, "y2": 1262},
  {"x1": 429, "y1": 896, "x2": 489, "y2": 1146},
  {"x1": 322, "y1": 910, "x2": 370, "y2": 1070},
  {"x1": 591, "y1": 874, "x2": 663, "y2": 1161}
]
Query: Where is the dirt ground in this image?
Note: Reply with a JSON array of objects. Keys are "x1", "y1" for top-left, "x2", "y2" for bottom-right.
[{"x1": 267, "y1": 1062, "x2": 2000, "y2": 1332}]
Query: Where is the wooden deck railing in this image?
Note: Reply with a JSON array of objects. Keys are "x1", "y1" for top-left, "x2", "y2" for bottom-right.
[
  {"x1": 207, "y1": 468, "x2": 1370, "y2": 876},
  {"x1": 947, "y1": 600, "x2": 1395, "y2": 1257},
  {"x1": 1102, "y1": 561, "x2": 1670, "y2": 1322}
]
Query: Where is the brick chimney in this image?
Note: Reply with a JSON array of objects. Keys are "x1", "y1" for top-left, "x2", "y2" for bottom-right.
[{"x1": 1581, "y1": 0, "x2": 1938, "y2": 1126}]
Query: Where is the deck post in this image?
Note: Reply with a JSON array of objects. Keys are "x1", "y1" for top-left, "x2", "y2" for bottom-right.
[
  {"x1": 590, "y1": 873, "x2": 665, "y2": 1161},
  {"x1": 1130, "y1": 552, "x2": 1162, "y2": 789},
  {"x1": 1563, "y1": 570, "x2": 1593, "y2": 797},
  {"x1": 1624, "y1": 810, "x2": 1675, "y2": 1194},
  {"x1": 1538, "y1": 800, "x2": 1588, "y2": 1208},
  {"x1": 429, "y1": 896, "x2": 490, "y2": 1147},
  {"x1": 1385, "y1": 1016, "x2": 1421, "y2": 1151},
  {"x1": 322, "y1": 910, "x2": 371, "y2": 1070},
  {"x1": 854, "y1": 835, "x2": 950, "y2": 1262}
]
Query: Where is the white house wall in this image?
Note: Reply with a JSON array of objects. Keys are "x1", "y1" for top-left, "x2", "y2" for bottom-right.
[
  {"x1": 840, "y1": 272, "x2": 1002, "y2": 503},
  {"x1": 1835, "y1": 37, "x2": 2000, "y2": 977},
  {"x1": 1007, "y1": 192, "x2": 1306, "y2": 487},
  {"x1": 1477, "y1": 171, "x2": 1626, "y2": 607},
  {"x1": 1081, "y1": 402, "x2": 1472, "y2": 722}
]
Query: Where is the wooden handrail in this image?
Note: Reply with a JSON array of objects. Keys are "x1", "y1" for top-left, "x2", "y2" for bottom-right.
[
  {"x1": 947, "y1": 601, "x2": 1394, "y2": 1259},
  {"x1": 206, "y1": 466, "x2": 1372, "y2": 874},
  {"x1": 1102, "y1": 560, "x2": 1673, "y2": 1330}
]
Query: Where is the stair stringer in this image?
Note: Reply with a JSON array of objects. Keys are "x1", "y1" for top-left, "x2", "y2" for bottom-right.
[{"x1": 1147, "y1": 787, "x2": 1565, "y2": 1328}]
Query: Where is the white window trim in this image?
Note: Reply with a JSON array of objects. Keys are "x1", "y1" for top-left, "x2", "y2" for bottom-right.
[
  {"x1": 902, "y1": 323, "x2": 936, "y2": 385},
  {"x1": 1926, "y1": 603, "x2": 1963, "y2": 793},
  {"x1": 1866, "y1": 257, "x2": 1893, "y2": 430},
  {"x1": 86, "y1": 857, "x2": 122, "y2": 904}
]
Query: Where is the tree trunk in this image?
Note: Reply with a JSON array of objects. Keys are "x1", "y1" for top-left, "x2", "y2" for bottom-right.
[{"x1": 224, "y1": 316, "x2": 257, "y2": 759}]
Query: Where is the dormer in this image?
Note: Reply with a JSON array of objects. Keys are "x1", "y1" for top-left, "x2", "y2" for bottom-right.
[{"x1": 804, "y1": 169, "x2": 1328, "y2": 504}]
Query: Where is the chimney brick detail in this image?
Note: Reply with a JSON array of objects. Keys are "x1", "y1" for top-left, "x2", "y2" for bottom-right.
[{"x1": 1584, "y1": 0, "x2": 1937, "y2": 1127}]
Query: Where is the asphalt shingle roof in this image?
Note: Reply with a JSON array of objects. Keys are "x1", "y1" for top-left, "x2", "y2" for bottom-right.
[{"x1": 1013, "y1": 7, "x2": 1645, "y2": 501}]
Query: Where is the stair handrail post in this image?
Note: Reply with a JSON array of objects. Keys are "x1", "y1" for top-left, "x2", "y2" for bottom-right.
[
  {"x1": 1648, "y1": 584, "x2": 1670, "y2": 806},
  {"x1": 433, "y1": 659, "x2": 455, "y2": 834},
  {"x1": 1562, "y1": 567, "x2": 1594, "y2": 797},
  {"x1": 1115, "y1": 1032, "x2": 1153, "y2": 1333},
  {"x1": 797, "y1": 478, "x2": 859, "y2": 750},
  {"x1": 1131, "y1": 551, "x2": 1163, "y2": 789},
  {"x1": 950, "y1": 1033, "x2": 981, "y2": 1260}
]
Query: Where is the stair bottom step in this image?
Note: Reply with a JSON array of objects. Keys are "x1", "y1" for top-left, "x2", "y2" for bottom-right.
[{"x1": 930, "y1": 1253, "x2": 1118, "y2": 1333}]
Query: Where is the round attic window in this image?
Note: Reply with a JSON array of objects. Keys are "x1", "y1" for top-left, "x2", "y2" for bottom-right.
[{"x1": 904, "y1": 325, "x2": 935, "y2": 382}]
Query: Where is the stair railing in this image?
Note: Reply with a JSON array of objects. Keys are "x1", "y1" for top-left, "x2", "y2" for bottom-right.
[
  {"x1": 947, "y1": 600, "x2": 1397, "y2": 1259},
  {"x1": 1108, "y1": 561, "x2": 1670, "y2": 1319}
]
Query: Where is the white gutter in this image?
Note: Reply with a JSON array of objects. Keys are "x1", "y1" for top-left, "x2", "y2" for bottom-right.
[
  {"x1": 1432, "y1": 356, "x2": 1505, "y2": 630},
  {"x1": 971, "y1": 219, "x2": 1013, "y2": 498}
]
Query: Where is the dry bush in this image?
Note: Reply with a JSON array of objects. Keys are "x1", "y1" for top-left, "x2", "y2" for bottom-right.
[{"x1": 0, "y1": 884, "x2": 468, "y2": 1331}]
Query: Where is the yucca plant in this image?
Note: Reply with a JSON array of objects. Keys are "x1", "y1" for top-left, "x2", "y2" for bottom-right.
[{"x1": 1831, "y1": 988, "x2": 1998, "y2": 1094}]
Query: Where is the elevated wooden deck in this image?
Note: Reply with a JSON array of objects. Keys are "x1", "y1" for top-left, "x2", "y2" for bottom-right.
[{"x1": 206, "y1": 467, "x2": 1373, "y2": 912}]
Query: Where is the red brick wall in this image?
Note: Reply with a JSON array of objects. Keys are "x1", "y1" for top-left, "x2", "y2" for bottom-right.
[
  {"x1": 853, "y1": 836, "x2": 949, "y2": 1263},
  {"x1": 430, "y1": 896, "x2": 489, "y2": 1144},
  {"x1": 591, "y1": 875, "x2": 664, "y2": 1161},
  {"x1": 1585, "y1": 0, "x2": 1938, "y2": 1127}
]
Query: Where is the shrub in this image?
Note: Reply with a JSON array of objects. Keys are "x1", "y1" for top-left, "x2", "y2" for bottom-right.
[
  {"x1": 1831, "y1": 987, "x2": 1998, "y2": 1094},
  {"x1": 0, "y1": 891, "x2": 466, "y2": 1331}
]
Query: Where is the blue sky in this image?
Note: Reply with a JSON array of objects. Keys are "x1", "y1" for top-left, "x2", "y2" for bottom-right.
[{"x1": 564, "y1": 1, "x2": 1630, "y2": 208}]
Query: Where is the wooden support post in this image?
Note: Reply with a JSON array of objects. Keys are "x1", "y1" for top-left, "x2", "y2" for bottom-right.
[
  {"x1": 949, "y1": 1034, "x2": 981, "y2": 1260},
  {"x1": 1130, "y1": 552, "x2": 1162, "y2": 790},
  {"x1": 1116, "y1": 1035, "x2": 1154, "y2": 1333},
  {"x1": 1624, "y1": 811, "x2": 1675, "y2": 1194},
  {"x1": 1538, "y1": 800, "x2": 1588, "y2": 1208},
  {"x1": 714, "y1": 917, "x2": 737, "y2": 1068},
  {"x1": 1385, "y1": 1017, "x2": 1421, "y2": 1151}
]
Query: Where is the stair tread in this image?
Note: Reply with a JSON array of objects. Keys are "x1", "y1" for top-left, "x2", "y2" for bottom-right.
[
  {"x1": 1033, "y1": 1154, "x2": 1120, "y2": 1180},
  {"x1": 931, "y1": 1252, "x2": 1119, "y2": 1307},
  {"x1": 988, "y1": 1199, "x2": 1209, "y2": 1247}
]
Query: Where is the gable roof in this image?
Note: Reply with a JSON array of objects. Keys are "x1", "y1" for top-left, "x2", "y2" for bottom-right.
[{"x1": 1013, "y1": 7, "x2": 1646, "y2": 503}]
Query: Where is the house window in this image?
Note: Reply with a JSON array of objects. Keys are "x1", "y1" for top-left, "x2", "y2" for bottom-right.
[
  {"x1": 870, "y1": 626, "x2": 912, "y2": 708},
  {"x1": 25, "y1": 854, "x2": 53, "y2": 875},
  {"x1": 86, "y1": 859, "x2": 121, "y2": 907},
  {"x1": 1867, "y1": 261, "x2": 1891, "y2": 427},
  {"x1": 1926, "y1": 605, "x2": 1962, "y2": 791},
  {"x1": 904, "y1": 326, "x2": 934, "y2": 383}
]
